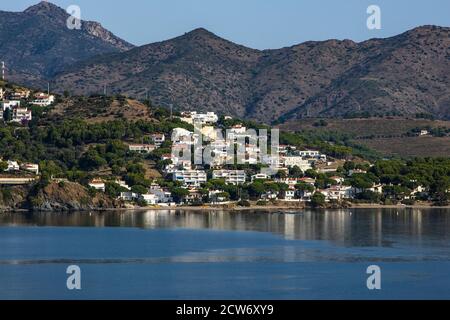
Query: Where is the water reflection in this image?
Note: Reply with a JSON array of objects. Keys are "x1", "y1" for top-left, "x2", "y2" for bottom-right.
[{"x1": 1, "y1": 208, "x2": 449, "y2": 247}]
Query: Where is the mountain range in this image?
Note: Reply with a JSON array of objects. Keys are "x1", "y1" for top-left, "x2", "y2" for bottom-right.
[
  {"x1": 1, "y1": 1, "x2": 449, "y2": 123},
  {"x1": 0, "y1": 2, "x2": 133, "y2": 87}
]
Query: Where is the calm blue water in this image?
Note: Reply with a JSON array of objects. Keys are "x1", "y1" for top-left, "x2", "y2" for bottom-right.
[{"x1": 0, "y1": 209, "x2": 449, "y2": 299}]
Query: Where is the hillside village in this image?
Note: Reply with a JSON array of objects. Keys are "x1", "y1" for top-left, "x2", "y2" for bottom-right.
[{"x1": 0, "y1": 82, "x2": 449, "y2": 210}]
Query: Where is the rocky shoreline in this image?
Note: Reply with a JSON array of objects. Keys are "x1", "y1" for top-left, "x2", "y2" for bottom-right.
[
  {"x1": 1, "y1": 181, "x2": 448, "y2": 213},
  {"x1": 1, "y1": 202, "x2": 449, "y2": 213}
]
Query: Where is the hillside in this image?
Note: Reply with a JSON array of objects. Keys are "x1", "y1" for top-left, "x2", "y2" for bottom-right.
[
  {"x1": 52, "y1": 25, "x2": 450, "y2": 123},
  {"x1": 279, "y1": 118, "x2": 450, "y2": 157},
  {"x1": 0, "y1": 1, "x2": 133, "y2": 87},
  {"x1": 48, "y1": 95, "x2": 154, "y2": 123}
]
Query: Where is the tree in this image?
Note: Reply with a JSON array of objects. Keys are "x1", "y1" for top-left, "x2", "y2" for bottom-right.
[
  {"x1": 355, "y1": 190, "x2": 381, "y2": 203},
  {"x1": 105, "y1": 182, "x2": 129, "y2": 198},
  {"x1": 39, "y1": 160, "x2": 64, "y2": 180},
  {"x1": 311, "y1": 192, "x2": 326, "y2": 207},
  {"x1": 0, "y1": 161, "x2": 8, "y2": 172},
  {"x1": 343, "y1": 161, "x2": 356, "y2": 172},
  {"x1": 275, "y1": 170, "x2": 287, "y2": 179},
  {"x1": 305, "y1": 169, "x2": 318, "y2": 178},
  {"x1": 430, "y1": 177, "x2": 450, "y2": 206}
]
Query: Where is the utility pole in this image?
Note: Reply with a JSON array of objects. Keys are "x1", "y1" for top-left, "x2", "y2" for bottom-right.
[
  {"x1": 103, "y1": 84, "x2": 107, "y2": 96},
  {"x1": 168, "y1": 86, "x2": 173, "y2": 119},
  {"x1": 47, "y1": 82, "x2": 50, "y2": 95},
  {"x1": 1, "y1": 61, "x2": 5, "y2": 81}
]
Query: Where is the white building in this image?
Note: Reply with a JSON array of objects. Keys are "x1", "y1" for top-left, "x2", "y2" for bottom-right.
[
  {"x1": 11, "y1": 107, "x2": 32, "y2": 123},
  {"x1": 139, "y1": 193, "x2": 159, "y2": 205},
  {"x1": 119, "y1": 192, "x2": 138, "y2": 201},
  {"x1": 212, "y1": 170, "x2": 246, "y2": 185},
  {"x1": 348, "y1": 169, "x2": 367, "y2": 176},
  {"x1": 115, "y1": 179, "x2": 131, "y2": 190},
  {"x1": 172, "y1": 128, "x2": 199, "y2": 146},
  {"x1": 173, "y1": 170, "x2": 207, "y2": 187},
  {"x1": 180, "y1": 111, "x2": 218, "y2": 125},
  {"x1": 128, "y1": 144, "x2": 156, "y2": 153},
  {"x1": 319, "y1": 185, "x2": 353, "y2": 201},
  {"x1": 151, "y1": 133, "x2": 165, "y2": 146},
  {"x1": 298, "y1": 150, "x2": 320, "y2": 158},
  {"x1": 88, "y1": 179, "x2": 105, "y2": 192},
  {"x1": 5, "y1": 160, "x2": 20, "y2": 172},
  {"x1": 251, "y1": 173, "x2": 269, "y2": 182},
  {"x1": 149, "y1": 185, "x2": 173, "y2": 203},
  {"x1": 282, "y1": 156, "x2": 312, "y2": 171},
  {"x1": 2, "y1": 100, "x2": 21, "y2": 110},
  {"x1": 31, "y1": 93, "x2": 55, "y2": 107},
  {"x1": 20, "y1": 163, "x2": 39, "y2": 175},
  {"x1": 9, "y1": 90, "x2": 30, "y2": 100},
  {"x1": 283, "y1": 188, "x2": 297, "y2": 201},
  {"x1": 209, "y1": 190, "x2": 229, "y2": 203}
]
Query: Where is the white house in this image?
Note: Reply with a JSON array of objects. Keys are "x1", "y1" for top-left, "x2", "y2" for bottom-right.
[
  {"x1": 5, "y1": 160, "x2": 20, "y2": 172},
  {"x1": 353, "y1": 184, "x2": 383, "y2": 194},
  {"x1": 139, "y1": 193, "x2": 159, "y2": 205},
  {"x1": 20, "y1": 163, "x2": 39, "y2": 175},
  {"x1": 209, "y1": 190, "x2": 229, "y2": 203},
  {"x1": 251, "y1": 173, "x2": 269, "y2": 182},
  {"x1": 149, "y1": 185, "x2": 173, "y2": 203},
  {"x1": 2, "y1": 100, "x2": 21, "y2": 110},
  {"x1": 180, "y1": 111, "x2": 218, "y2": 125},
  {"x1": 297, "y1": 150, "x2": 327, "y2": 161},
  {"x1": 151, "y1": 133, "x2": 165, "y2": 146},
  {"x1": 31, "y1": 93, "x2": 55, "y2": 107},
  {"x1": 319, "y1": 185, "x2": 353, "y2": 201},
  {"x1": 282, "y1": 187, "x2": 297, "y2": 201},
  {"x1": 115, "y1": 179, "x2": 131, "y2": 190},
  {"x1": 348, "y1": 169, "x2": 367, "y2": 176},
  {"x1": 212, "y1": 170, "x2": 246, "y2": 185},
  {"x1": 282, "y1": 156, "x2": 312, "y2": 171},
  {"x1": 88, "y1": 179, "x2": 105, "y2": 192},
  {"x1": 9, "y1": 90, "x2": 30, "y2": 100},
  {"x1": 119, "y1": 192, "x2": 138, "y2": 201},
  {"x1": 11, "y1": 107, "x2": 32, "y2": 123},
  {"x1": 173, "y1": 170, "x2": 207, "y2": 187},
  {"x1": 128, "y1": 144, "x2": 156, "y2": 153},
  {"x1": 298, "y1": 150, "x2": 320, "y2": 157}
]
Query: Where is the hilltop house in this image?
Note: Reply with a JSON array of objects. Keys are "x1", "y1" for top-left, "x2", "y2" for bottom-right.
[
  {"x1": 281, "y1": 156, "x2": 312, "y2": 171},
  {"x1": 128, "y1": 143, "x2": 156, "y2": 153},
  {"x1": 31, "y1": 93, "x2": 55, "y2": 107},
  {"x1": 11, "y1": 107, "x2": 32, "y2": 123},
  {"x1": 20, "y1": 163, "x2": 39, "y2": 175},
  {"x1": 88, "y1": 179, "x2": 105, "y2": 192},
  {"x1": 150, "y1": 133, "x2": 165, "y2": 147},
  {"x1": 173, "y1": 170, "x2": 207, "y2": 187}
]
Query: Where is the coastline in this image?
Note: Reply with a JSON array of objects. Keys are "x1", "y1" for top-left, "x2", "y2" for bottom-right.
[{"x1": 2, "y1": 202, "x2": 449, "y2": 214}]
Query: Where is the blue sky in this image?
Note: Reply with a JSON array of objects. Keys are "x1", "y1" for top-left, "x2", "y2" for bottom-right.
[{"x1": 3, "y1": 0, "x2": 449, "y2": 49}]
